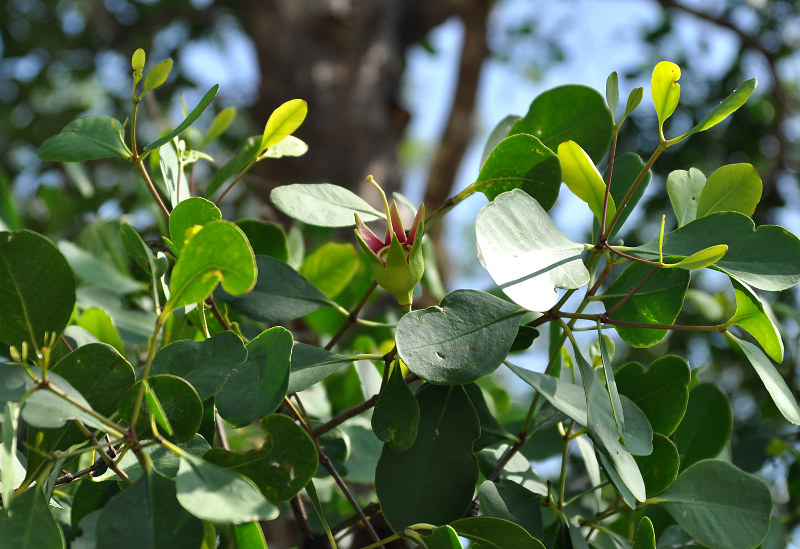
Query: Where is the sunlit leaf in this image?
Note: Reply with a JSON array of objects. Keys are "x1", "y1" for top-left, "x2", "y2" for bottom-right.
[
  {"x1": 666, "y1": 168, "x2": 706, "y2": 228},
  {"x1": 141, "y1": 58, "x2": 173, "y2": 96},
  {"x1": 651, "y1": 61, "x2": 681, "y2": 137},
  {"x1": 681, "y1": 78, "x2": 757, "y2": 140},
  {"x1": 668, "y1": 244, "x2": 728, "y2": 270},
  {"x1": 168, "y1": 197, "x2": 222, "y2": 254},
  {"x1": 476, "y1": 189, "x2": 590, "y2": 312},
  {"x1": 558, "y1": 140, "x2": 615, "y2": 226},
  {"x1": 726, "y1": 278, "x2": 783, "y2": 362},
  {"x1": 143, "y1": 85, "x2": 219, "y2": 152},
  {"x1": 260, "y1": 99, "x2": 307, "y2": 151},
  {"x1": 271, "y1": 183, "x2": 384, "y2": 227},
  {"x1": 696, "y1": 163, "x2": 762, "y2": 218}
]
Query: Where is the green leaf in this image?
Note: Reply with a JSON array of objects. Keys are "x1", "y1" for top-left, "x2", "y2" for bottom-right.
[
  {"x1": 478, "y1": 443, "x2": 548, "y2": 496},
  {"x1": 168, "y1": 220, "x2": 256, "y2": 310},
  {"x1": 473, "y1": 133, "x2": 561, "y2": 209},
  {"x1": 169, "y1": 197, "x2": 222, "y2": 255},
  {"x1": 58, "y1": 240, "x2": 145, "y2": 294},
  {"x1": 450, "y1": 517, "x2": 546, "y2": 549},
  {"x1": 71, "y1": 480, "x2": 119, "y2": 531},
  {"x1": 21, "y1": 388, "x2": 121, "y2": 435},
  {"x1": 270, "y1": 183, "x2": 384, "y2": 227},
  {"x1": 176, "y1": 456, "x2": 278, "y2": 523},
  {"x1": 615, "y1": 355, "x2": 690, "y2": 436},
  {"x1": 668, "y1": 244, "x2": 728, "y2": 270},
  {"x1": 215, "y1": 327, "x2": 292, "y2": 428},
  {"x1": 150, "y1": 331, "x2": 247, "y2": 400},
  {"x1": 682, "y1": 78, "x2": 757, "y2": 140},
  {"x1": 726, "y1": 332, "x2": 800, "y2": 425},
  {"x1": 205, "y1": 414, "x2": 317, "y2": 502},
  {"x1": 51, "y1": 342, "x2": 135, "y2": 416},
  {"x1": 0, "y1": 231, "x2": 76, "y2": 350},
  {"x1": 371, "y1": 364, "x2": 419, "y2": 451},
  {"x1": 696, "y1": 163, "x2": 762, "y2": 218},
  {"x1": 598, "y1": 329, "x2": 625, "y2": 437},
  {"x1": 260, "y1": 99, "x2": 307, "y2": 151},
  {"x1": 620, "y1": 396, "x2": 653, "y2": 456},
  {"x1": 672, "y1": 383, "x2": 732, "y2": 469},
  {"x1": 287, "y1": 343, "x2": 357, "y2": 393},
  {"x1": 143, "y1": 85, "x2": 219, "y2": 152},
  {"x1": 419, "y1": 525, "x2": 463, "y2": 549},
  {"x1": 396, "y1": 290, "x2": 525, "y2": 384},
  {"x1": 558, "y1": 140, "x2": 615, "y2": 226},
  {"x1": 651, "y1": 61, "x2": 681, "y2": 137},
  {"x1": 572, "y1": 345, "x2": 646, "y2": 504},
  {"x1": 230, "y1": 522, "x2": 267, "y2": 549},
  {"x1": 654, "y1": 460, "x2": 771, "y2": 549},
  {"x1": 475, "y1": 189, "x2": 590, "y2": 312},
  {"x1": 506, "y1": 363, "x2": 587, "y2": 426},
  {"x1": 631, "y1": 212, "x2": 800, "y2": 291},
  {"x1": 375, "y1": 385, "x2": 480, "y2": 530},
  {"x1": 97, "y1": 471, "x2": 203, "y2": 549},
  {"x1": 667, "y1": 168, "x2": 706, "y2": 228},
  {"x1": 509, "y1": 85, "x2": 613, "y2": 162},
  {"x1": 118, "y1": 375, "x2": 203, "y2": 442},
  {"x1": 465, "y1": 383, "x2": 511, "y2": 451},
  {"x1": 299, "y1": 242, "x2": 359, "y2": 298},
  {"x1": 632, "y1": 517, "x2": 656, "y2": 549},
  {"x1": 76, "y1": 308, "x2": 125, "y2": 355},
  {"x1": 159, "y1": 141, "x2": 189, "y2": 209},
  {"x1": 38, "y1": 116, "x2": 130, "y2": 162},
  {"x1": 601, "y1": 152, "x2": 652, "y2": 240},
  {"x1": 216, "y1": 255, "x2": 332, "y2": 322},
  {"x1": 479, "y1": 114, "x2": 521, "y2": 168},
  {"x1": 601, "y1": 262, "x2": 690, "y2": 347},
  {"x1": 205, "y1": 136, "x2": 260, "y2": 198},
  {"x1": 236, "y1": 219, "x2": 289, "y2": 262},
  {"x1": 478, "y1": 480, "x2": 543, "y2": 539},
  {"x1": 259, "y1": 134, "x2": 308, "y2": 159},
  {"x1": 623, "y1": 87, "x2": 644, "y2": 121},
  {"x1": 204, "y1": 106, "x2": 236, "y2": 146},
  {"x1": 0, "y1": 487, "x2": 65, "y2": 548},
  {"x1": 141, "y1": 58, "x2": 173, "y2": 96},
  {"x1": 634, "y1": 433, "x2": 679, "y2": 497},
  {"x1": 606, "y1": 72, "x2": 619, "y2": 117},
  {"x1": 727, "y1": 278, "x2": 783, "y2": 362}
]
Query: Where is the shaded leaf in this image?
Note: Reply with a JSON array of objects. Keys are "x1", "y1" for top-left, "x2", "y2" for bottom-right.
[
  {"x1": 205, "y1": 136, "x2": 260, "y2": 198},
  {"x1": 118, "y1": 375, "x2": 203, "y2": 442},
  {"x1": 236, "y1": 220, "x2": 289, "y2": 262},
  {"x1": 476, "y1": 189, "x2": 590, "y2": 312},
  {"x1": 479, "y1": 114, "x2": 521, "y2": 168},
  {"x1": 299, "y1": 242, "x2": 359, "y2": 298},
  {"x1": 76, "y1": 308, "x2": 125, "y2": 355},
  {"x1": 0, "y1": 230, "x2": 76, "y2": 350},
  {"x1": 601, "y1": 262, "x2": 690, "y2": 347},
  {"x1": 176, "y1": 456, "x2": 278, "y2": 523},
  {"x1": 205, "y1": 414, "x2": 317, "y2": 502},
  {"x1": 216, "y1": 255, "x2": 332, "y2": 323},
  {"x1": 631, "y1": 212, "x2": 800, "y2": 291},
  {"x1": 287, "y1": 343, "x2": 357, "y2": 394},
  {"x1": 371, "y1": 364, "x2": 419, "y2": 451},
  {"x1": 376, "y1": 385, "x2": 480, "y2": 530},
  {"x1": 479, "y1": 480, "x2": 543, "y2": 539},
  {"x1": 450, "y1": 517, "x2": 545, "y2": 549},
  {"x1": 615, "y1": 355, "x2": 690, "y2": 436},
  {"x1": 396, "y1": 289, "x2": 524, "y2": 384},
  {"x1": 216, "y1": 327, "x2": 292, "y2": 427},
  {"x1": 96, "y1": 472, "x2": 203, "y2": 549},
  {"x1": 602, "y1": 152, "x2": 652, "y2": 240},
  {"x1": 38, "y1": 116, "x2": 129, "y2": 162},
  {"x1": 0, "y1": 487, "x2": 65, "y2": 548},
  {"x1": 654, "y1": 460, "x2": 771, "y2": 549},
  {"x1": 150, "y1": 331, "x2": 247, "y2": 400},
  {"x1": 58, "y1": 240, "x2": 145, "y2": 294},
  {"x1": 633, "y1": 517, "x2": 656, "y2": 549},
  {"x1": 634, "y1": 433, "x2": 679, "y2": 497},
  {"x1": 672, "y1": 383, "x2": 732, "y2": 469}
]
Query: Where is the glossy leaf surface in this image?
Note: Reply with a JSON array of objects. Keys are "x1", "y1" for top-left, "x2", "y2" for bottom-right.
[
  {"x1": 118, "y1": 375, "x2": 203, "y2": 442},
  {"x1": 558, "y1": 140, "x2": 615, "y2": 226},
  {"x1": 696, "y1": 163, "x2": 761, "y2": 218},
  {"x1": 726, "y1": 278, "x2": 783, "y2": 362},
  {"x1": 371, "y1": 364, "x2": 419, "y2": 451},
  {"x1": 169, "y1": 197, "x2": 221, "y2": 254},
  {"x1": 450, "y1": 517, "x2": 545, "y2": 549},
  {"x1": 38, "y1": 117, "x2": 129, "y2": 162},
  {"x1": 143, "y1": 84, "x2": 219, "y2": 152},
  {"x1": 672, "y1": 383, "x2": 732, "y2": 469}
]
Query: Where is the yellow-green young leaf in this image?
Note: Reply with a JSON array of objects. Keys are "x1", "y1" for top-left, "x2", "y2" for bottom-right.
[
  {"x1": 141, "y1": 58, "x2": 173, "y2": 96},
  {"x1": 204, "y1": 107, "x2": 236, "y2": 145},
  {"x1": 557, "y1": 141, "x2": 615, "y2": 226},
  {"x1": 727, "y1": 278, "x2": 784, "y2": 363},
  {"x1": 144, "y1": 382, "x2": 173, "y2": 436},
  {"x1": 260, "y1": 99, "x2": 307, "y2": 152},
  {"x1": 167, "y1": 220, "x2": 256, "y2": 311},
  {"x1": 651, "y1": 61, "x2": 681, "y2": 138},
  {"x1": 696, "y1": 163, "x2": 762, "y2": 218},
  {"x1": 668, "y1": 244, "x2": 728, "y2": 270},
  {"x1": 132, "y1": 48, "x2": 145, "y2": 71},
  {"x1": 682, "y1": 78, "x2": 757, "y2": 140}
]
